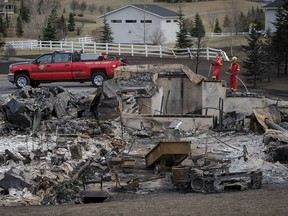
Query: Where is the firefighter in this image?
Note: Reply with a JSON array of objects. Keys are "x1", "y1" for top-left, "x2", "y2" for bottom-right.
[
  {"x1": 211, "y1": 52, "x2": 223, "y2": 80},
  {"x1": 228, "y1": 56, "x2": 240, "y2": 92}
]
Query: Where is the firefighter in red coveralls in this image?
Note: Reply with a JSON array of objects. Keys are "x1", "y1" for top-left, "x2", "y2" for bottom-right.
[
  {"x1": 228, "y1": 56, "x2": 240, "y2": 92},
  {"x1": 211, "y1": 52, "x2": 223, "y2": 80}
]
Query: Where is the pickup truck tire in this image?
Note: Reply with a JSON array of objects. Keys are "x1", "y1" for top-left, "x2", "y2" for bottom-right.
[
  {"x1": 15, "y1": 74, "x2": 30, "y2": 88},
  {"x1": 92, "y1": 72, "x2": 107, "y2": 87}
]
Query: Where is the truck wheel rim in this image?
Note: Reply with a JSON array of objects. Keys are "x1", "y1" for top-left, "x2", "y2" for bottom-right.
[
  {"x1": 94, "y1": 75, "x2": 104, "y2": 86},
  {"x1": 17, "y1": 77, "x2": 27, "y2": 87}
]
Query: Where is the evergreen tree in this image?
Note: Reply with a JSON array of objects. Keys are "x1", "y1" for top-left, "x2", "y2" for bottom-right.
[
  {"x1": 67, "y1": 12, "x2": 76, "y2": 32},
  {"x1": 175, "y1": 7, "x2": 191, "y2": 48},
  {"x1": 191, "y1": 13, "x2": 205, "y2": 37},
  {"x1": 0, "y1": 16, "x2": 6, "y2": 37},
  {"x1": 5, "y1": 13, "x2": 9, "y2": 28},
  {"x1": 214, "y1": 18, "x2": 222, "y2": 33},
  {"x1": 254, "y1": 7, "x2": 265, "y2": 31},
  {"x1": 42, "y1": 7, "x2": 58, "y2": 41},
  {"x1": 242, "y1": 29, "x2": 265, "y2": 88},
  {"x1": 237, "y1": 12, "x2": 248, "y2": 32},
  {"x1": 19, "y1": 0, "x2": 30, "y2": 23},
  {"x1": 271, "y1": 1, "x2": 288, "y2": 75},
  {"x1": 58, "y1": 14, "x2": 67, "y2": 37},
  {"x1": 262, "y1": 33, "x2": 274, "y2": 83},
  {"x1": 223, "y1": 15, "x2": 231, "y2": 29},
  {"x1": 100, "y1": 15, "x2": 113, "y2": 43},
  {"x1": 16, "y1": 15, "x2": 24, "y2": 37}
]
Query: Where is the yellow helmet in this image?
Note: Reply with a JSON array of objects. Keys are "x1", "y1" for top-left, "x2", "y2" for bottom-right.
[{"x1": 232, "y1": 56, "x2": 237, "y2": 61}]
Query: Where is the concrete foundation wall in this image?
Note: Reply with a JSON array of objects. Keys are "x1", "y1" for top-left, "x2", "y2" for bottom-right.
[
  {"x1": 225, "y1": 97, "x2": 267, "y2": 114},
  {"x1": 202, "y1": 81, "x2": 227, "y2": 116},
  {"x1": 202, "y1": 80, "x2": 268, "y2": 116},
  {"x1": 156, "y1": 78, "x2": 202, "y2": 114},
  {"x1": 122, "y1": 114, "x2": 213, "y2": 131},
  {"x1": 137, "y1": 87, "x2": 164, "y2": 114}
]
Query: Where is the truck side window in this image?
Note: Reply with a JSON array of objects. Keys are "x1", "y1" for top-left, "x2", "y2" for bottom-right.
[
  {"x1": 72, "y1": 52, "x2": 81, "y2": 62},
  {"x1": 55, "y1": 53, "x2": 69, "y2": 63},
  {"x1": 37, "y1": 54, "x2": 52, "y2": 64}
]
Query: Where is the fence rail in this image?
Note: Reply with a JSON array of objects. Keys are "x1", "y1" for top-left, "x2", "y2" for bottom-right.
[{"x1": 5, "y1": 40, "x2": 229, "y2": 61}]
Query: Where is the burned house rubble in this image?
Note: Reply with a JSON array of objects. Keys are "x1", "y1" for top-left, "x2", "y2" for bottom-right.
[{"x1": 0, "y1": 64, "x2": 288, "y2": 206}]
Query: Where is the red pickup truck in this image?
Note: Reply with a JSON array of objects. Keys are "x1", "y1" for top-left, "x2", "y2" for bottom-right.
[{"x1": 8, "y1": 51, "x2": 127, "y2": 88}]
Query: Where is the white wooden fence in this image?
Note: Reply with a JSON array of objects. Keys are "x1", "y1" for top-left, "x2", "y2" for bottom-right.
[{"x1": 5, "y1": 40, "x2": 229, "y2": 61}]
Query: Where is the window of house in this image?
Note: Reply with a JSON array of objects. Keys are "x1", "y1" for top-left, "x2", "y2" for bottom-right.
[
  {"x1": 173, "y1": 20, "x2": 178, "y2": 23},
  {"x1": 125, "y1": 20, "x2": 137, "y2": 23},
  {"x1": 111, "y1": 20, "x2": 122, "y2": 23},
  {"x1": 140, "y1": 20, "x2": 152, "y2": 23},
  {"x1": 166, "y1": 20, "x2": 171, "y2": 23}
]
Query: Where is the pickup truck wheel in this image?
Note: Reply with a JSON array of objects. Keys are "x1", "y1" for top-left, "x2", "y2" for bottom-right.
[
  {"x1": 92, "y1": 72, "x2": 107, "y2": 87},
  {"x1": 31, "y1": 82, "x2": 40, "y2": 88},
  {"x1": 15, "y1": 74, "x2": 30, "y2": 88}
]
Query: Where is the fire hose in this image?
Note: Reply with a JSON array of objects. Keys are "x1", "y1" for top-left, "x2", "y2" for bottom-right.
[{"x1": 225, "y1": 71, "x2": 249, "y2": 93}]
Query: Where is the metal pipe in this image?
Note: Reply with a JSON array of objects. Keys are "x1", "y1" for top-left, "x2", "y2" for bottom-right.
[{"x1": 264, "y1": 118, "x2": 288, "y2": 134}]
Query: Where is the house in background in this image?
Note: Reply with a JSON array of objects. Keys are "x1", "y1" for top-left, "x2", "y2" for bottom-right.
[
  {"x1": 263, "y1": 0, "x2": 283, "y2": 32},
  {"x1": 98, "y1": 4, "x2": 179, "y2": 44},
  {"x1": 0, "y1": 0, "x2": 15, "y2": 14}
]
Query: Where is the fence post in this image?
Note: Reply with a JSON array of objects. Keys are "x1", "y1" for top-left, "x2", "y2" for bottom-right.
[
  {"x1": 206, "y1": 47, "x2": 209, "y2": 60},
  {"x1": 106, "y1": 43, "x2": 108, "y2": 54},
  {"x1": 171, "y1": 49, "x2": 176, "y2": 59},
  {"x1": 118, "y1": 43, "x2": 121, "y2": 56},
  {"x1": 94, "y1": 43, "x2": 96, "y2": 53},
  {"x1": 187, "y1": 48, "x2": 192, "y2": 59},
  {"x1": 60, "y1": 41, "x2": 63, "y2": 50},
  {"x1": 30, "y1": 41, "x2": 32, "y2": 50},
  {"x1": 71, "y1": 41, "x2": 74, "y2": 52},
  {"x1": 131, "y1": 44, "x2": 134, "y2": 56},
  {"x1": 39, "y1": 41, "x2": 42, "y2": 51},
  {"x1": 159, "y1": 45, "x2": 162, "y2": 58},
  {"x1": 145, "y1": 44, "x2": 148, "y2": 57}
]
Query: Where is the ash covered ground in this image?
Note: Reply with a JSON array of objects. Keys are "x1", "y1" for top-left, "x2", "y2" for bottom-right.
[{"x1": 0, "y1": 83, "x2": 288, "y2": 207}]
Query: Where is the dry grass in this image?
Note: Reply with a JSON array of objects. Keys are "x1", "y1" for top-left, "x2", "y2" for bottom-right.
[
  {"x1": 57, "y1": 0, "x2": 261, "y2": 35},
  {"x1": 6, "y1": 1, "x2": 261, "y2": 49}
]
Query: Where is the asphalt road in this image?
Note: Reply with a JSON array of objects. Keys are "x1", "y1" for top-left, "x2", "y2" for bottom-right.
[
  {"x1": 1, "y1": 56, "x2": 288, "y2": 99},
  {"x1": 0, "y1": 57, "x2": 218, "y2": 94}
]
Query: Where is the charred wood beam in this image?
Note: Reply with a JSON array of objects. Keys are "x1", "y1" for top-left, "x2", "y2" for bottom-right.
[{"x1": 5, "y1": 149, "x2": 20, "y2": 163}]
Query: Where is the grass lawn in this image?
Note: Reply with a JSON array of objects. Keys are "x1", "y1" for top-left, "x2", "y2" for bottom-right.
[
  {"x1": 3, "y1": 0, "x2": 258, "y2": 56},
  {"x1": 7, "y1": 0, "x2": 261, "y2": 40}
]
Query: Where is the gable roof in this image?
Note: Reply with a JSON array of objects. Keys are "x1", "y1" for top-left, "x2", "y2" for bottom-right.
[
  {"x1": 264, "y1": 0, "x2": 283, "y2": 9},
  {"x1": 99, "y1": 4, "x2": 179, "y2": 19},
  {"x1": 0, "y1": 0, "x2": 13, "y2": 4},
  {"x1": 130, "y1": 4, "x2": 179, "y2": 17}
]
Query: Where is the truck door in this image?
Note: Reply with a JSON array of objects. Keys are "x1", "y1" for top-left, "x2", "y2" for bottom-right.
[
  {"x1": 51, "y1": 53, "x2": 72, "y2": 80},
  {"x1": 30, "y1": 53, "x2": 72, "y2": 80},
  {"x1": 30, "y1": 54, "x2": 53, "y2": 80}
]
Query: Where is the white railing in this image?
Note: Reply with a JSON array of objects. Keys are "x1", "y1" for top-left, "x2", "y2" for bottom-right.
[
  {"x1": 6, "y1": 40, "x2": 229, "y2": 61},
  {"x1": 205, "y1": 32, "x2": 250, "y2": 37}
]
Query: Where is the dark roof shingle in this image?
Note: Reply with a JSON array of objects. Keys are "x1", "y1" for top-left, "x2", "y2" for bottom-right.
[
  {"x1": 264, "y1": 0, "x2": 284, "y2": 8},
  {"x1": 130, "y1": 4, "x2": 179, "y2": 17}
]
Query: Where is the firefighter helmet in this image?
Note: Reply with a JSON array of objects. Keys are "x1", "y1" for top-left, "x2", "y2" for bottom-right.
[{"x1": 232, "y1": 56, "x2": 237, "y2": 61}]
